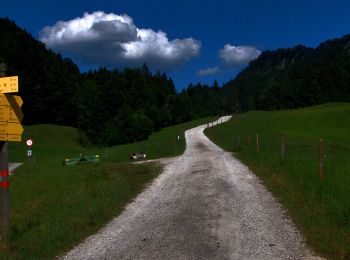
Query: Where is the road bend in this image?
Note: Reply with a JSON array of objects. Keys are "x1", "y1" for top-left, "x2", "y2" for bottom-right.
[{"x1": 62, "y1": 116, "x2": 318, "y2": 260}]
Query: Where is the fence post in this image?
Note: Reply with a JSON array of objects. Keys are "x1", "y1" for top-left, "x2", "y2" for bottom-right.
[
  {"x1": 247, "y1": 136, "x2": 251, "y2": 146},
  {"x1": 280, "y1": 133, "x2": 286, "y2": 159},
  {"x1": 319, "y1": 138, "x2": 324, "y2": 179},
  {"x1": 256, "y1": 133, "x2": 259, "y2": 152}
]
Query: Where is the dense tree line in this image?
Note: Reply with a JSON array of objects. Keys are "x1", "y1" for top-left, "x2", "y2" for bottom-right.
[
  {"x1": 75, "y1": 66, "x2": 192, "y2": 145},
  {"x1": 0, "y1": 18, "x2": 80, "y2": 126},
  {"x1": 179, "y1": 34, "x2": 350, "y2": 115},
  {"x1": 0, "y1": 18, "x2": 192, "y2": 146},
  {"x1": 1, "y1": 18, "x2": 349, "y2": 146},
  {"x1": 223, "y1": 35, "x2": 350, "y2": 111}
]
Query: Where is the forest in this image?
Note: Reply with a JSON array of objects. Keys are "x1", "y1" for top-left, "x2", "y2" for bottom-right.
[{"x1": 0, "y1": 18, "x2": 349, "y2": 146}]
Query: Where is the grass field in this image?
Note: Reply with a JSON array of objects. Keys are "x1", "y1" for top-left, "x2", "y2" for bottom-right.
[
  {"x1": 205, "y1": 103, "x2": 350, "y2": 259},
  {"x1": 1, "y1": 116, "x2": 216, "y2": 259}
]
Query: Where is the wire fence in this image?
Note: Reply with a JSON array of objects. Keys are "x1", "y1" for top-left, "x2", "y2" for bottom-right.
[{"x1": 225, "y1": 131, "x2": 350, "y2": 183}]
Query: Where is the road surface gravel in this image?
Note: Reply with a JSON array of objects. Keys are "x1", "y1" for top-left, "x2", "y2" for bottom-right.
[{"x1": 61, "y1": 116, "x2": 321, "y2": 260}]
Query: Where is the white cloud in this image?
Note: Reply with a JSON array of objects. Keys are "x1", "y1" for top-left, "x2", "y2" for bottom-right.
[
  {"x1": 197, "y1": 66, "x2": 219, "y2": 76},
  {"x1": 40, "y1": 11, "x2": 201, "y2": 70},
  {"x1": 219, "y1": 44, "x2": 261, "y2": 67}
]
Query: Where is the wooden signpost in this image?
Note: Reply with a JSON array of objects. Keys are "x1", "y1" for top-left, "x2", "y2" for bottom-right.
[{"x1": 0, "y1": 63, "x2": 23, "y2": 243}]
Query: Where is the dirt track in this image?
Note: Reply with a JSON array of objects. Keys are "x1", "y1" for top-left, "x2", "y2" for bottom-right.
[{"x1": 62, "y1": 116, "x2": 320, "y2": 260}]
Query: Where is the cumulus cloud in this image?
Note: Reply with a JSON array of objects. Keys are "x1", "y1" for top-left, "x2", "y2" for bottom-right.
[
  {"x1": 219, "y1": 44, "x2": 261, "y2": 67},
  {"x1": 197, "y1": 66, "x2": 220, "y2": 76},
  {"x1": 40, "y1": 11, "x2": 201, "y2": 69}
]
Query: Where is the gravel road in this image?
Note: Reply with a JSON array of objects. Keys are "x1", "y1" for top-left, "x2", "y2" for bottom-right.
[{"x1": 62, "y1": 116, "x2": 321, "y2": 260}]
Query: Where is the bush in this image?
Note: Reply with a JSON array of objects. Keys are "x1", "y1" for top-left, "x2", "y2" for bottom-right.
[{"x1": 128, "y1": 114, "x2": 153, "y2": 142}]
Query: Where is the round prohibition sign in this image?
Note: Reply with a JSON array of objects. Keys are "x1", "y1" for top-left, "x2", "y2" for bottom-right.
[{"x1": 26, "y1": 139, "x2": 33, "y2": 147}]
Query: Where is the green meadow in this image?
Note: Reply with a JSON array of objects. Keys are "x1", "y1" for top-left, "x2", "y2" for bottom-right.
[
  {"x1": 1, "y1": 116, "x2": 216, "y2": 259},
  {"x1": 205, "y1": 103, "x2": 350, "y2": 259}
]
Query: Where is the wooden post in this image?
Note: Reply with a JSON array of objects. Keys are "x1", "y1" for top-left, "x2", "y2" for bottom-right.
[
  {"x1": 0, "y1": 142, "x2": 9, "y2": 242},
  {"x1": 280, "y1": 133, "x2": 286, "y2": 159},
  {"x1": 319, "y1": 138, "x2": 324, "y2": 179},
  {"x1": 256, "y1": 133, "x2": 259, "y2": 152},
  {"x1": 247, "y1": 136, "x2": 251, "y2": 146},
  {"x1": 0, "y1": 63, "x2": 9, "y2": 242},
  {"x1": 237, "y1": 136, "x2": 241, "y2": 150}
]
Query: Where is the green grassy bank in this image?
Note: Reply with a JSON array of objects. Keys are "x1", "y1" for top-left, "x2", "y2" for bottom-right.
[
  {"x1": 205, "y1": 103, "x2": 350, "y2": 259},
  {"x1": 1, "y1": 116, "x2": 216, "y2": 259}
]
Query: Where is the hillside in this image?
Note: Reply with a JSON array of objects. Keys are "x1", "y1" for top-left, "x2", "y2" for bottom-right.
[
  {"x1": 0, "y1": 18, "x2": 80, "y2": 125},
  {"x1": 179, "y1": 34, "x2": 350, "y2": 115},
  {"x1": 205, "y1": 103, "x2": 350, "y2": 259},
  {"x1": 222, "y1": 35, "x2": 350, "y2": 111},
  {"x1": 3, "y1": 116, "x2": 216, "y2": 258},
  {"x1": 0, "y1": 18, "x2": 192, "y2": 146}
]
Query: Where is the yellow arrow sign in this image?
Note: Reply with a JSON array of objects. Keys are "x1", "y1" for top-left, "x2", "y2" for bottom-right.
[
  {"x1": 0, "y1": 133, "x2": 21, "y2": 142},
  {"x1": 0, "y1": 92, "x2": 23, "y2": 141},
  {"x1": 0, "y1": 122, "x2": 23, "y2": 136},
  {"x1": 0, "y1": 76, "x2": 18, "y2": 93},
  {"x1": 0, "y1": 94, "x2": 23, "y2": 108},
  {"x1": 0, "y1": 94, "x2": 23, "y2": 124},
  {"x1": 0, "y1": 106, "x2": 23, "y2": 123}
]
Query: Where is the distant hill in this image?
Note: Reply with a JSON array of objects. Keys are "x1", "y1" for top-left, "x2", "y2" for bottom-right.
[
  {"x1": 222, "y1": 34, "x2": 350, "y2": 111},
  {"x1": 0, "y1": 18, "x2": 81, "y2": 125}
]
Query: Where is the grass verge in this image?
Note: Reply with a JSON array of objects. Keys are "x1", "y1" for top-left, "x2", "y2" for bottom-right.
[
  {"x1": 0, "y1": 116, "x2": 216, "y2": 259},
  {"x1": 205, "y1": 103, "x2": 350, "y2": 260}
]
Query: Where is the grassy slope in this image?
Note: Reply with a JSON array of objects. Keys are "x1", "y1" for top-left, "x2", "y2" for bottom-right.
[
  {"x1": 1, "y1": 116, "x2": 216, "y2": 259},
  {"x1": 205, "y1": 103, "x2": 350, "y2": 260}
]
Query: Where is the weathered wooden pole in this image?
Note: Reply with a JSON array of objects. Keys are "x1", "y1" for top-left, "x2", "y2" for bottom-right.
[
  {"x1": 319, "y1": 138, "x2": 324, "y2": 179},
  {"x1": 256, "y1": 133, "x2": 259, "y2": 152},
  {"x1": 280, "y1": 133, "x2": 286, "y2": 159},
  {"x1": 0, "y1": 63, "x2": 9, "y2": 242}
]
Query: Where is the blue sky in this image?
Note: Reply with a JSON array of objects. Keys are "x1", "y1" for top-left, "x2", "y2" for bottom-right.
[{"x1": 1, "y1": 0, "x2": 350, "y2": 90}]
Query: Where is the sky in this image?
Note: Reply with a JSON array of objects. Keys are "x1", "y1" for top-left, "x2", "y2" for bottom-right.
[{"x1": 1, "y1": 0, "x2": 350, "y2": 90}]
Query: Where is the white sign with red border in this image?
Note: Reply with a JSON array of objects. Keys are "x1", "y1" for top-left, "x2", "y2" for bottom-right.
[{"x1": 26, "y1": 139, "x2": 33, "y2": 147}]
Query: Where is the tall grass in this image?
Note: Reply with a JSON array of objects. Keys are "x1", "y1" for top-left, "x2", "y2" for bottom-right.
[
  {"x1": 0, "y1": 116, "x2": 216, "y2": 259},
  {"x1": 205, "y1": 103, "x2": 350, "y2": 259}
]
